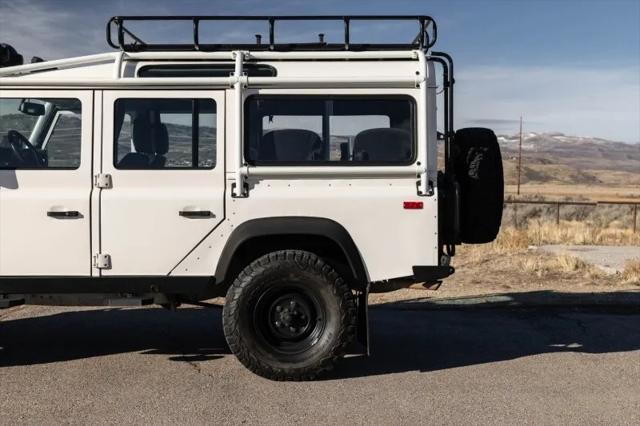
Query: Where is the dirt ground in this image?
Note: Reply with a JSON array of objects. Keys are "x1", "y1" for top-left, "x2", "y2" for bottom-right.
[{"x1": 369, "y1": 244, "x2": 640, "y2": 305}]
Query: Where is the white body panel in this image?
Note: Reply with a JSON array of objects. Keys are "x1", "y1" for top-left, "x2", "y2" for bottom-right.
[
  {"x1": 172, "y1": 178, "x2": 438, "y2": 281},
  {"x1": 0, "y1": 90, "x2": 93, "y2": 276},
  {"x1": 0, "y1": 52, "x2": 440, "y2": 282}
]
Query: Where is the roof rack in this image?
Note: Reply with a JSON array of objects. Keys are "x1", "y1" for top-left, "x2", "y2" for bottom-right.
[{"x1": 106, "y1": 15, "x2": 437, "y2": 52}]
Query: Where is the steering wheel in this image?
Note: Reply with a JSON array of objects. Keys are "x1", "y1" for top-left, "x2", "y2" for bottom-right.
[{"x1": 7, "y1": 130, "x2": 44, "y2": 167}]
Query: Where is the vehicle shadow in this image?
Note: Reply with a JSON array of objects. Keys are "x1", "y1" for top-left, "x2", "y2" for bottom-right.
[
  {"x1": 0, "y1": 291, "x2": 638, "y2": 379},
  {"x1": 330, "y1": 290, "x2": 640, "y2": 379},
  {"x1": 0, "y1": 306, "x2": 229, "y2": 367}
]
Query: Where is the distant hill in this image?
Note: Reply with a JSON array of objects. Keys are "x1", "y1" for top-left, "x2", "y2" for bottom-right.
[{"x1": 497, "y1": 132, "x2": 640, "y2": 186}]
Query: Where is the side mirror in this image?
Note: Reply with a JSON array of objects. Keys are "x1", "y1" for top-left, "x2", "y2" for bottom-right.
[{"x1": 18, "y1": 100, "x2": 45, "y2": 116}]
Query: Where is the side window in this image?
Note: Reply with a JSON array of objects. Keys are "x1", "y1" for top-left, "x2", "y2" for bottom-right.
[
  {"x1": 245, "y1": 97, "x2": 414, "y2": 165},
  {"x1": 0, "y1": 98, "x2": 82, "y2": 169},
  {"x1": 113, "y1": 98, "x2": 216, "y2": 169}
]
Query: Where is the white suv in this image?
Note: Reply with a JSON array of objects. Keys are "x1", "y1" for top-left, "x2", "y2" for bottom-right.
[{"x1": 0, "y1": 15, "x2": 503, "y2": 380}]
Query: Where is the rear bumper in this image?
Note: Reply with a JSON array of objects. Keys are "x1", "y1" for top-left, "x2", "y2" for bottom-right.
[{"x1": 412, "y1": 265, "x2": 455, "y2": 283}]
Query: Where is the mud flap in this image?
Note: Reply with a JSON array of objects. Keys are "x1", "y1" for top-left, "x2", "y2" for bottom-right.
[{"x1": 356, "y1": 284, "x2": 370, "y2": 356}]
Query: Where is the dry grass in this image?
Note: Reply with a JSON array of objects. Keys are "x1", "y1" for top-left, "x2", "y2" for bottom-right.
[
  {"x1": 483, "y1": 221, "x2": 640, "y2": 248},
  {"x1": 525, "y1": 220, "x2": 640, "y2": 245},
  {"x1": 460, "y1": 220, "x2": 637, "y2": 283},
  {"x1": 520, "y1": 257, "x2": 552, "y2": 278},
  {"x1": 518, "y1": 253, "x2": 604, "y2": 279},
  {"x1": 622, "y1": 259, "x2": 640, "y2": 285},
  {"x1": 555, "y1": 254, "x2": 605, "y2": 279},
  {"x1": 463, "y1": 227, "x2": 529, "y2": 260},
  {"x1": 554, "y1": 254, "x2": 587, "y2": 273}
]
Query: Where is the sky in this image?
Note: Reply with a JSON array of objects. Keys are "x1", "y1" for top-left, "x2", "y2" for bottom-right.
[{"x1": 1, "y1": 0, "x2": 639, "y2": 143}]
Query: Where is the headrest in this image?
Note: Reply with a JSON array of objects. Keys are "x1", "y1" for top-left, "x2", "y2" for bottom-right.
[
  {"x1": 132, "y1": 117, "x2": 153, "y2": 154},
  {"x1": 259, "y1": 129, "x2": 322, "y2": 161},
  {"x1": 132, "y1": 118, "x2": 168, "y2": 155},
  {"x1": 154, "y1": 124, "x2": 169, "y2": 155},
  {"x1": 353, "y1": 128, "x2": 411, "y2": 162}
]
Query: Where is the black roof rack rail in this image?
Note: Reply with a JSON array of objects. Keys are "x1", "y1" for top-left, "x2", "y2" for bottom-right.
[{"x1": 106, "y1": 15, "x2": 437, "y2": 52}]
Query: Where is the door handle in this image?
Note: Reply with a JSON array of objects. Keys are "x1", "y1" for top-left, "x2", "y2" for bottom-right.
[
  {"x1": 179, "y1": 210, "x2": 215, "y2": 218},
  {"x1": 47, "y1": 210, "x2": 80, "y2": 218}
]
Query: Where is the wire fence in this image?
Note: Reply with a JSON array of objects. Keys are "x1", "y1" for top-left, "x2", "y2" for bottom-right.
[{"x1": 504, "y1": 199, "x2": 639, "y2": 232}]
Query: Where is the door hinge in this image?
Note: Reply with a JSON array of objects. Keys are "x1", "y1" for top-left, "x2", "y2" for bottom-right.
[
  {"x1": 93, "y1": 254, "x2": 112, "y2": 269},
  {"x1": 94, "y1": 173, "x2": 112, "y2": 189}
]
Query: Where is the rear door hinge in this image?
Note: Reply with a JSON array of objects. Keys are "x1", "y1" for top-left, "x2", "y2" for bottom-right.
[
  {"x1": 94, "y1": 173, "x2": 112, "y2": 189},
  {"x1": 93, "y1": 254, "x2": 112, "y2": 269}
]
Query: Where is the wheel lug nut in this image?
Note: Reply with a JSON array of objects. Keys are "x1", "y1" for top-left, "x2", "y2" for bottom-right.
[
  {"x1": 275, "y1": 306, "x2": 282, "y2": 312},
  {"x1": 289, "y1": 326, "x2": 296, "y2": 332},
  {"x1": 290, "y1": 301, "x2": 296, "y2": 307},
  {"x1": 275, "y1": 321, "x2": 282, "y2": 327}
]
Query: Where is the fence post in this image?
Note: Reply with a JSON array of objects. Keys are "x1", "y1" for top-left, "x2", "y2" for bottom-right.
[
  {"x1": 633, "y1": 204, "x2": 638, "y2": 233},
  {"x1": 513, "y1": 204, "x2": 518, "y2": 229},
  {"x1": 556, "y1": 202, "x2": 560, "y2": 225}
]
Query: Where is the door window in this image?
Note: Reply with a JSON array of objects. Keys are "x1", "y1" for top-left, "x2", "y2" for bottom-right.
[
  {"x1": 0, "y1": 98, "x2": 82, "y2": 169},
  {"x1": 113, "y1": 98, "x2": 216, "y2": 169}
]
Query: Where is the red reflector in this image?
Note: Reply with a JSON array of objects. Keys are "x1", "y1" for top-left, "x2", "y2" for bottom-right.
[{"x1": 403, "y1": 201, "x2": 424, "y2": 209}]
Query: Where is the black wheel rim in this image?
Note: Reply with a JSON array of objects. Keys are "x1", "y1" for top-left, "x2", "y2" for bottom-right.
[{"x1": 252, "y1": 284, "x2": 326, "y2": 355}]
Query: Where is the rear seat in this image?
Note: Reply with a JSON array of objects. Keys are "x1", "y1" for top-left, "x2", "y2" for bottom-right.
[
  {"x1": 352, "y1": 128, "x2": 411, "y2": 162},
  {"x1": 258, "y1": 129, "x2": 324, "y2": 161}
]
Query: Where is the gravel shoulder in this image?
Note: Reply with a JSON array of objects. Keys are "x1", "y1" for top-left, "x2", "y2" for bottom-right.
[{"x1": 538, "y1": 244, "x2": 640, "y2": 273}]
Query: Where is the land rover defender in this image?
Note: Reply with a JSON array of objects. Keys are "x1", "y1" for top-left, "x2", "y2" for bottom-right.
[{"x1": 0, "y1": 15, "x2": 503, "y2": 380}]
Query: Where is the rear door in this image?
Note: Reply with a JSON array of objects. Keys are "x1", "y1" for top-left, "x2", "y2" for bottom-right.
[
  {"x1": 99, "y1": 91, "x2": 225, "y2": 276},
  {"x1": 0, "y1": 90, "x2": 93, "y2": 276}
]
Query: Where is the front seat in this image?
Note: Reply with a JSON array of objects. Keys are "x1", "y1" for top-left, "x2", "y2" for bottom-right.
[
  {"x1": 352, "y1": 128, "x2": 412, "y2": 162},
  {"x1": 259, "y1": 129, "x2": 323, "y2": 161},
  {"x1": 149, "y1": 123, "x2": 168, "y2": 168},
  {"x1": 118, "y1": 118, "x2": 168, "y2": 168}
]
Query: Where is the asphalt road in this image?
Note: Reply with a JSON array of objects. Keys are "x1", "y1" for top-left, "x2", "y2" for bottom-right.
[{"x1": 1, "y1": 303, "x2": 639, "y2": 425}]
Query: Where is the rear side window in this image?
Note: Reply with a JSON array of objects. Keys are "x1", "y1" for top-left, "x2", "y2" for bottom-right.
[
  {"x1": 245, "y1": 96, "x2": 415, "y2": 165},
  {"x1": 114, "y1": 98, "x2": 216, "y2": 169}
]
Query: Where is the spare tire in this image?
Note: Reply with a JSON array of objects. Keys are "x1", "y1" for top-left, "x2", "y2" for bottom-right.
[{"x1": 452, "y1": 128, "x2": 504, "y2": 243}]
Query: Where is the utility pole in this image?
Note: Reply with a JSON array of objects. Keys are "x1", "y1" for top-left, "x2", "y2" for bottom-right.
[{"x1": 517, "y1": 115, "x2": 523, "y2": 196}]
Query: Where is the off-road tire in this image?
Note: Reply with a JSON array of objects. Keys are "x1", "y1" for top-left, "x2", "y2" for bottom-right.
[
  {"x1": 453, "y1": 127, "x2": 504, "y2": 243},
  {"x1": 222, "y1": 250, "x2": 356, "y2": 381}
]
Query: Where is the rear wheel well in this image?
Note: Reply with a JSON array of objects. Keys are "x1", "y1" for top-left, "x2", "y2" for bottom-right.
[{"x1": 223, "y1": 235, "x2": 359, "y2": 291}]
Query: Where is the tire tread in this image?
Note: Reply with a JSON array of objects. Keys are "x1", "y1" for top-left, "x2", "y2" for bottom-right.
[{"x1": 223, "y1": 250, "x2": 356, "y2": 381}]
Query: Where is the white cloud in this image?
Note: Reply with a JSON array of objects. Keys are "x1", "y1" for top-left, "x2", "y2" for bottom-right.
[
  {"x1": 0, "y1": 0, "x2": 104, "y2": 60},
  {"x1": 451, "y1": 65, "x2": 640, "y2": 143}
]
